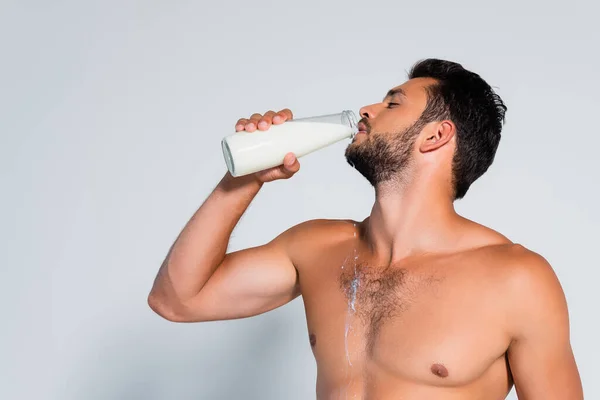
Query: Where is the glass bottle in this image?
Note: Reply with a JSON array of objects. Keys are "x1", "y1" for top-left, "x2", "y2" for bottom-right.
[{"x1": 221, "y1": 110, "x2": 358, "y2": 177}]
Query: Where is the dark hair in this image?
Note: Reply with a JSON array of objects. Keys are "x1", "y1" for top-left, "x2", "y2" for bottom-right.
[{"x1": 408, "y1": 59, "x2": 507, "y2": 199}]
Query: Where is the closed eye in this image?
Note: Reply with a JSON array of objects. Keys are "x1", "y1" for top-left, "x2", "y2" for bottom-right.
[{"x1": 387, "y1": 102, "x2": 400, "y2": 108}]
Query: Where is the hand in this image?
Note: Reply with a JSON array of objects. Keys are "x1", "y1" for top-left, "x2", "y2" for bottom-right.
[{"x1": 234, "y1": 109, "x2": 301, "y2": 183}]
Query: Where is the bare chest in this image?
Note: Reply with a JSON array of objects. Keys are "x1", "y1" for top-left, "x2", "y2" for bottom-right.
[{"x1": 300, "y1": 253, "x2": 511, "y2": 387}]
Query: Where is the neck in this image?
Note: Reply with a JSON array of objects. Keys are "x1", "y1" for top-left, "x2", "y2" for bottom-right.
[{"x1": 364, "y1": 169, "x2": 462, "y2": 264}]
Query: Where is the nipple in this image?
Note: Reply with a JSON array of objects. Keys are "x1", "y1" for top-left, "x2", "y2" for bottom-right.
[{"x1": 431, "y1": 363, "x2": 449, "y2": 378}]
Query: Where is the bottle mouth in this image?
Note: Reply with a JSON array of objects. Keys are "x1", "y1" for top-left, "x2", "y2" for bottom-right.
[
  {"x1": 221, "y1": 138, "x2": 236, "y2": 176},
  {"x1": 342, "y1": 110, "x2": 359, "y2": 138}
]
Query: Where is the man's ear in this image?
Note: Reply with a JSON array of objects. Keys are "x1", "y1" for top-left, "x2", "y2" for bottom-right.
[{"x1": 419, "y1": 120, "x2": 455, "y2": 153}]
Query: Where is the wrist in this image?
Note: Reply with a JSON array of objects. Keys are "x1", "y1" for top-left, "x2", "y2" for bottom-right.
[{"x1": 218, "y1": 171, "x2": 264, "y2": 194}]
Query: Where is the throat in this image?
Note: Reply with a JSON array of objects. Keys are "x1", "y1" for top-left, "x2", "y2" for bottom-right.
[{"x1": 365, "y1": 194, "x2": 460, "y2": 262}]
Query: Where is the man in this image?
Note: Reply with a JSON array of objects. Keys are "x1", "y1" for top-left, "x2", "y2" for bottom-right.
[{"x1": 148, "y1": 59, "x2": 583, "y2": 399}]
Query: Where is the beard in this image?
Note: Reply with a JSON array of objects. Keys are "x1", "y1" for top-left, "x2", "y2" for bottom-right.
[{"x1": 345, "y1": 118, "x2": 426, "y2": 187}]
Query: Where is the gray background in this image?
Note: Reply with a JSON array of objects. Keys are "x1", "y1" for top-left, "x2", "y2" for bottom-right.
[{"x1": 1, "y1": 0, "x2": 598, "y2": 399}]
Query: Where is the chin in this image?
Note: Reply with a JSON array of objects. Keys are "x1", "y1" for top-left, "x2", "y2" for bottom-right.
[
  {"x1": 347, "y1": 137, "x2": 367, "y2": 153},
  {"x1": 353, "y1": 132, "x2": 368, "y2": 142}
]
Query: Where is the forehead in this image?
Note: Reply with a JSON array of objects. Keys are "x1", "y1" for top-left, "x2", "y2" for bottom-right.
[{"x1": 385, "y1": 77, "x2": 437, "y2": 103}]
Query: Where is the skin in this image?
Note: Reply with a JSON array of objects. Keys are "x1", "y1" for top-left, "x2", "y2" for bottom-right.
[{"x1": 148, "y1": 78, "x2": 583, "y2": 399}]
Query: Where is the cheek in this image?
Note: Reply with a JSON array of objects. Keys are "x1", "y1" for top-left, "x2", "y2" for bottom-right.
[{"x1": 376, "y1": 112, "x2": 410, "y2": 133}]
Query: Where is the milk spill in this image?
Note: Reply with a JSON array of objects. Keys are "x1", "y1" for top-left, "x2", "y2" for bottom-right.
[
  {"x1": 340, "y1": 226, "x2": 360, "y2": 399},
  {"x1": 344, "y1": 247, "x2": 360, "y2": 366}
]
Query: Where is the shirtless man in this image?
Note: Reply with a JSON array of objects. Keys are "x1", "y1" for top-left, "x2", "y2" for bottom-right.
[{"x1": 148, "y1": 59, "x2": 583, "y2": 399}]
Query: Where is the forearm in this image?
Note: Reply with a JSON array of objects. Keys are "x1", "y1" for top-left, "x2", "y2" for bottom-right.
[{"x1": 149, "y1": 172, "x2": 263, "y2": 307}]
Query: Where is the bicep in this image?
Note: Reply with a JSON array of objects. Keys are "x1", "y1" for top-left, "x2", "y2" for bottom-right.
[
  {"x1": 507, "y1": 254, "x2": 583, "y2": 399},
  {"x1": 182, "y1": 239, "x2": 300, "y2": 322}
]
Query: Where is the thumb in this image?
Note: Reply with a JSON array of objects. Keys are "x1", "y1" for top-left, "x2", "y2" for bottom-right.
[{"x1": 280, "y1": 153, "x2": 300, "y2": 177}]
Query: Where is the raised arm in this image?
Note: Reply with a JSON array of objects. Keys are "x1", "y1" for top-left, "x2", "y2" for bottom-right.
[
  {"x1": 148, "y1": 109, "x2": 302, "y2": 322},
  {"x1": 507, "y1": 250, "x2": 583, "y2": 399}
]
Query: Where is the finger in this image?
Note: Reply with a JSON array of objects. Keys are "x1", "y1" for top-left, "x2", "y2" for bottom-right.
[
  {"x1": 235, "y1": 118, "x2": 249, "y2": 131},
  {"x1": 258, "y1": 111, "x2": 276, "y2": 131},
  {"x1": 246, "y1": 113, "x2": 263, "y2": 132},
  {"x1": 256, "y1": 154, "x2": 300, "y2": 182},
  {"x1": 273, "y1": 108, "x2": 293, "y2": 124},
  {"x1": 281, "y1": 153, "x2": 300, "y2": 175}
]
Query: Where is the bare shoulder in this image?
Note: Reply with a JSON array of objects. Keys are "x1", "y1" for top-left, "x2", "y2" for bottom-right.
[
  {"x1": 507, "y1": 246, "x2": 565, "y2": 301},
  {"x1": 274, "y1": 218, "x2": 360, "y2": 266},
  {"x1": 459, "y1": 218, "x2": 555, "y2": 281},
  {"x1": 286, "y1": 217, "x2": 358, "y2": 234},
  {"x1": 458, "y1": 216, "x2": 566, "y2": 302},
  {"x1": 277, "y1": 217, "x2": 359, "y2": 245},
  {"x1": 479, "y1": 243, "x2": 560, "y2": 284},
  {"x1": 477, "y1": 243, "x2": 568, "y2": 323},
  {"x1": 472, "y1": 242, "x2": 560, "y2": 288}
]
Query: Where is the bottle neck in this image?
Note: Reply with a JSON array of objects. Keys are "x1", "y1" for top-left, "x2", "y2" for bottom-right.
[{"x1": 342, "y1": 110, "x2": 359, "y2": 138}]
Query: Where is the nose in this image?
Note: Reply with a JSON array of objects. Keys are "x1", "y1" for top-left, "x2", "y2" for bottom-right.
[{"x1": 359, "y1": 104, "x2": 378, "y2": 120}]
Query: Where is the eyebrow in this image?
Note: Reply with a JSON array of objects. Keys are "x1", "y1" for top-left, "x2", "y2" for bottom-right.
[{"x1": 383, "y1": 88, "x2": 406, "y2": 101}]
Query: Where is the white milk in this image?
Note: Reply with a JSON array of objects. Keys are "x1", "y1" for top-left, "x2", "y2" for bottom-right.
[{"x1": 221, "y1": 121, "x2": 356, "y2": 177}]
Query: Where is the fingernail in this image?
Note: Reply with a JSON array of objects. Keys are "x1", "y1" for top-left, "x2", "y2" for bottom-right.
[
  {"x1": 273, "y1": 116, "x2": 281, "y2": 123},
  {"x1": 258, "y1": 121, "x2": 268, "y2": 129},
  {"x1": 235, "y1": 124, "x2": 243, "y2": 131},
  {"x1": 247, "y1": 123, "x2": 255, "y2": 129}
]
